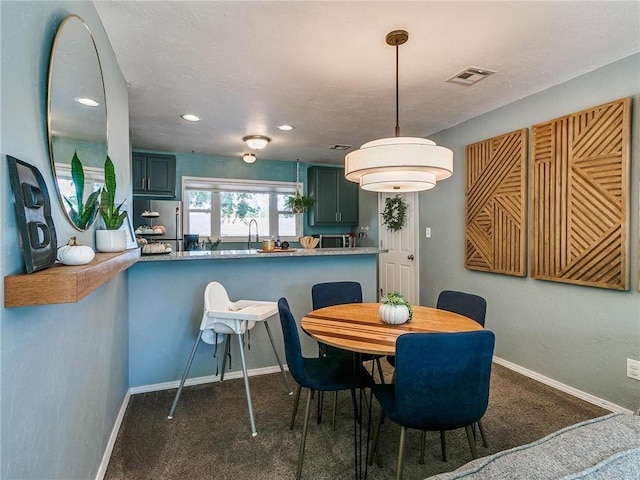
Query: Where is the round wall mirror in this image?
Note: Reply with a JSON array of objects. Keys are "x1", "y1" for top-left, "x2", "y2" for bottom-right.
[{"x1": 47, "y1": 14, "x2": 107, "y2": 231}]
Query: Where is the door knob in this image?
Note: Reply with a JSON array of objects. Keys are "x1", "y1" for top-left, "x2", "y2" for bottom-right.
[{"x1": 407, "y1": 254, "x2": 414, "y2": 260}]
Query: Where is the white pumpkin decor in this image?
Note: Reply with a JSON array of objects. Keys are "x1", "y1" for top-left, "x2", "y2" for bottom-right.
[
  {"x1": 379, "y1": 292, "x2": 413, "y2": 325},
  {"x1": 57, "y1": 237, "x2": 95, "y2": 266}
]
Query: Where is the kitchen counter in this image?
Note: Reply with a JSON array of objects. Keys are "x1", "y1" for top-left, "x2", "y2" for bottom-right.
[{"x1": 137, "y1": 247, "x2": 384, "y2": 262}]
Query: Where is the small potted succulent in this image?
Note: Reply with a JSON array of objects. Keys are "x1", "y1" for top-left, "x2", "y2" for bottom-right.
[
  {"x1": 96, "y1": 155, "x2": 128, "y2": 252},
  {"x1": 379, "y1": 291, "x2": 413, "y2": 325},
  {"x1": 285, "y1": 191, "x2": 314, "y2": 214}
]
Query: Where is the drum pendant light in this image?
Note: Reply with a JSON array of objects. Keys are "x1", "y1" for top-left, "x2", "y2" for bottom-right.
[{"x1": 345, "y1": 30, "x2": 453, "y2": 192}]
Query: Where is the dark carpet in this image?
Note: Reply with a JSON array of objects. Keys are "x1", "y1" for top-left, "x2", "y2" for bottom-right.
[{"x1": 105, "y1": 363, "x2": 609, "y2": 480}]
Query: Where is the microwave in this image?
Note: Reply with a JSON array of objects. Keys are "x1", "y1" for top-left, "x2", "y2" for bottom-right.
[{"x1": 318, "y1": 234, "x2": 351, "y2": 248}]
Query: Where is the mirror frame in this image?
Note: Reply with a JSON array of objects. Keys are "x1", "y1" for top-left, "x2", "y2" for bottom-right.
[{"x1": 47, "y1": 14, "x2": 108, "y2": 231}]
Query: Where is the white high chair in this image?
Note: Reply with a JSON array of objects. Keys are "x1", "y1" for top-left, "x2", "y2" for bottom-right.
[{"x1": 168, "y1": 282, "x2": 292, "y2": 436}]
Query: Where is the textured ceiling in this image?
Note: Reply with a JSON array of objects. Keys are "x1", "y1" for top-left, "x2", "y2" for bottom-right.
[{"x1": 95, "y1": 1, "x2": 640, "y2": 165}]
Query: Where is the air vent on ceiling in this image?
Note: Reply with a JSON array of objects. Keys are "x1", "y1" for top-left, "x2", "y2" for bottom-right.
[
  {"x1": 446, "y1": 67, "x2": 496, "y2": 86},
  {"x1": 329, "y1": 144, "x2": 352, "y2": 151}
]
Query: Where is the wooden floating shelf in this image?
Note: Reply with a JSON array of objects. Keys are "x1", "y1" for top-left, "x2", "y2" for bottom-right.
[{"x1": 4, "y1": 248, "x2": 140, "y2": 308}]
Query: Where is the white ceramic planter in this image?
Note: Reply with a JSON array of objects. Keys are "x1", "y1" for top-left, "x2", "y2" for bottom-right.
[
  {"x1": 96, "y1": 229, "x2": 126, "y2": 253},
  {"x1": 379, "y1": 304, "x2": 410, "y2": 325}
]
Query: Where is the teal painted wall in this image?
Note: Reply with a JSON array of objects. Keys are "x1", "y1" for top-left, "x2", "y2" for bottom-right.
[
  {"x1": 128, "y1": 254, "x2": 379, "y2": 387},
  {"x1": 0, "y1": 2, "x2": 131, "y2": 479},
  {"x1": 134, "y1": 149, "x2": 357, "y2": 237},
  {"x1": 423, "y1": 54, "x2": 640, "y2": 412}
]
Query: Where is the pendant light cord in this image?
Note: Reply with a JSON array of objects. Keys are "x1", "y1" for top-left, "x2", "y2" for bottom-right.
[{"x1": 395, "y1": 40, "x2": 400, "y2": 137}]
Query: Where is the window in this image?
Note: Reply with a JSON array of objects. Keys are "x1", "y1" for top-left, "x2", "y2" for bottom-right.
[{"x1": 183, "y1": 176, "x2": 302, "y2": 241}]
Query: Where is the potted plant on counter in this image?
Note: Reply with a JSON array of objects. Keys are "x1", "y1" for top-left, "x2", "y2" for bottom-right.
[
  {"x1": 379, "y1": 291, "x2": 413, "y2": 325},
  {"x1": 96, "y1": 155, "x2": 128, "y2": 252}
]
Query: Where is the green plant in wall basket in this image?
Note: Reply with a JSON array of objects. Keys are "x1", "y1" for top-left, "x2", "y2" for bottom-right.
[
  {"x1": 381, "y1": 195, "x2": 407, "y2": 232},
  {"x1": 64, "y1": 152, "x2": 101, "y2": 230},
  {"x1": 379, "y1": 291, "x2": 413, "y2": 324}
]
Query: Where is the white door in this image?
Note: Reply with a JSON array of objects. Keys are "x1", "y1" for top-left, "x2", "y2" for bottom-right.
[{"x1": 378, "y1": 192, "x2": 419, "y2": 303}]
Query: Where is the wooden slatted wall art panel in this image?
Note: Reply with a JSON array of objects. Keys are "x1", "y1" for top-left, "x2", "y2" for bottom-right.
[
  {"x1": 465, "y1": 128, "x2": 528, "y2": 276},
  {"x1": 531, "y1": 98, "x2": 631, "y2": 290}
]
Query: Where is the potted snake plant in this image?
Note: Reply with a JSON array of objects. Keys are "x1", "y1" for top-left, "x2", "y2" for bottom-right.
[
  {"x1": 96, "y1": 155, "x2": 128, "y2": 252},
  {"x1": 64, "y1": 152, "x2": 101, "y2": 230}
]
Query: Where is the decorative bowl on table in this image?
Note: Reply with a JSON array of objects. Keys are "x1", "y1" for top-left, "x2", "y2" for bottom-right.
[{"x1": 298, "y1": 236, "x2": 319, "y2": 249}]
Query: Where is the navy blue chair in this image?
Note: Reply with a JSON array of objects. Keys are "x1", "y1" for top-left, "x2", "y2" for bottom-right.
[
  {"x1": 309, "y1": 282, "x2": 385, "y2": 427},
  {"x1": 370, "y1": 331, "x2": 495, "y2": 480},
  {"x1": 278, "y1": 297, "x2": 374, "y2": 480}
]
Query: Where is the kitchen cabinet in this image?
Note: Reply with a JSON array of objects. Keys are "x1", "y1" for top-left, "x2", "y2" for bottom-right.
[
  {"x1": 307, "y1": 167, "x2": 359, "y2": 225},
  {"x1": 132, "y1": 153, "x2": 176, "y2": 197}
]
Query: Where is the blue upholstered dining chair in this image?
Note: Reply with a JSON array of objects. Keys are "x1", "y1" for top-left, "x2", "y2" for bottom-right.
[
  {"x1": 278, "y1": 297, "x2": 374, "y2": 480},
  {"x1": 386, "y1": 289, "x2": 489, "y2": 458},
  {"x1": 308, "y1": 282, "x2": 385, "y2": 428},
  {"x1": 370, "y1": 330, "x2": 495, "y2": 480}
]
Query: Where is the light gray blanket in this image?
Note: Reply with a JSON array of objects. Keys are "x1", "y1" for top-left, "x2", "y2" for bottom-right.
[{"x1": 427, "y1": 413, "x2": 640, "y2": 480}]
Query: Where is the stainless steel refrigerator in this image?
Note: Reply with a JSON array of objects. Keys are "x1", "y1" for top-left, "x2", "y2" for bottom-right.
[{"x1": 133, "y1": 199, "x2": 183, "y2": 251}]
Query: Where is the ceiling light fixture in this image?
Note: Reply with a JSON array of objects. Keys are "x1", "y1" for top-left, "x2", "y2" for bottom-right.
[
  {"x1": 345, "y1": 30, "x2": 453, "y2": 192},
  {"x1": 277, "y1": 124, "x2": 294, "y2": 131},
  {"x1": 243, "y1": 135, "x2": 271, "y2": 150},
  {"x1": 242, "y1": 153, "x2": 256, "y2": 164},
  {"x1": 74, "y1": 97, "x2": 100, "y2": 107},
  {"x1": 181, "y1": 114, "x2": 200, "y2": 122}
]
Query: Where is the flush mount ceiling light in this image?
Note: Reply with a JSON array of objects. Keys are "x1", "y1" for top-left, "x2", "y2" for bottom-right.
[
  {"x1": 243, "y1": 135, "x2": 271, "y2": 150},
  {"x1": 74, "y1": 97, "x2": 100, "y2": 107},
  {"x1": 242, "y1": 153, "x2": 256, "y2": 164},
  {"x1": 277, "y1": 124, "x2": 294, "y2": 131},
  {"x1": 345, "y1": 30, "x2": 453, "y2": 192},
  {"x1": 181, "y1": 114, "x2": 200, "y2": 122}
]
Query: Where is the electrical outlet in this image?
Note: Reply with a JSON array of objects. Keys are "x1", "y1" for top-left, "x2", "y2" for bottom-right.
[{"x1": 627, "y1": 358, "x2": 640, "y2": 380}]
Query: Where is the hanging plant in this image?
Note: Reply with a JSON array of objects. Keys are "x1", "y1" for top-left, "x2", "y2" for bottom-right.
[
  {"x1": 381, "y1": 195, "x2": 407, "y2": 232},
  {"x1": 285, "y1": 191, "x2": 314, "y2": 214}
]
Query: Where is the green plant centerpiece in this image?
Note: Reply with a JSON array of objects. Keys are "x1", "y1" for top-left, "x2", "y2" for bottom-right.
[
  {"x1": 64, "y1": 152, "x2": 101, "y2": 230},
  {"x1": 285, "y1": 191, "x2": 314, "y2": 214},
  {"x1": 379, "y1": 291, "x2": 413, "y2": 325},
  {"x1": 96, "y1": 155, "x2": 128, "y2": 252},
  {"x1": 381, "y1": 195, "x2": 407, "y2": 232}
]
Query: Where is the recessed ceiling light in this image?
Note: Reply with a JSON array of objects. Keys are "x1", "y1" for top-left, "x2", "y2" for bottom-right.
[
  {"x1": 277, "y1": 124, "x2": 294, "y2": 131},
  {"x1": 242, "y1": 153, "x2": 256, "y2": 164},
  {"x1": 243, "y1": 135, "x2": 271, "y2": 150},
  {"x1": 181, "y1": 114, "x2": 200, "y2": 122},
  {"x1": 75, "y1": 97, "x2": 101, "y2": 107}
]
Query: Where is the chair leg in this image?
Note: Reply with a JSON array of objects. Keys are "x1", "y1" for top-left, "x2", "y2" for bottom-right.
[
  {"x1": 375, "y1": 358, "x2": 385, "y2": 384},
  {"x1": 236, "y1": 333, "x2": 257, "y2": 436},
  {"x1": 220, "y1": 334, "x2": 230, "y2": 382},
  {"x1": 368, "y1": 408, "x2": 385, "y2": 467},
  {"x1": 263, "y1": 321, "x2": 292, "y2": 394},
  {"x1": 331, "y1": 391, "x2": 338, "y2": 431},
  {"x1": 167, "y1": 331, "x2": 202, "y2": 419},
  {"x1": 419, "y1": 430, "x2": 426, "y2": 464},
  {"x1": 477, "y1": 420, "x2": 488, "y2": 448},
  {"x1": 396, "y1": 425, "x2": 407, "y2": 480},
  {"x1": 440, "y1": 431, "x2": 447, "y2": 462},
  {"x1": 465, "y1": 425, "x2": 479, "y2": 459},
  {"x1": 290, "y1": 384, "x2": 302, "y2": 430},
  {"x1": 296, "y1": 388, "x2": 314, "y2": 480}
]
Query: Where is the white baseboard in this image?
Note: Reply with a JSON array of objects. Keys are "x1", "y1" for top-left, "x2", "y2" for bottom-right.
[
  {"x1": 95, "y1": 389, "x2": 131, "y2": 480},
  {"x1": 129, "y1": 364, "x2": 289, "y2": 394},
  {"x1": 493, "y1": 356, "x2": 633, "y2": 415}
]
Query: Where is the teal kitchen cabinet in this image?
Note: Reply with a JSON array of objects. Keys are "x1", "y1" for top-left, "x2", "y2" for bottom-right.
[
  {"x1": 308, "y1": 167, "x2": 359, "y2": 225},
  {"x1": 132, "y1": 153, "x2": 176, "y2": 197}
]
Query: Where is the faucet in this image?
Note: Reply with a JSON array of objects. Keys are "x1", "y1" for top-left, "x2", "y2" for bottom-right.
[{"x1": 247, "y1": 219, "x2": 259, "y2": 249}]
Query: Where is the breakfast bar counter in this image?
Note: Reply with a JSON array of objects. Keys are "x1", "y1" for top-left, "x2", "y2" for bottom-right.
[
  {"x1": 128, "y1": 247, "x2": 383, "y2": 389},
  {"x1": 137, "y1": 247, "x2": 383, "y2": 262}
]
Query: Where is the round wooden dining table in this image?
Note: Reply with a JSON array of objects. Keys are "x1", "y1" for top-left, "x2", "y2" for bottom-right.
[{"x1": 300, "y1": 302, "x2": 483, "y2": 356}]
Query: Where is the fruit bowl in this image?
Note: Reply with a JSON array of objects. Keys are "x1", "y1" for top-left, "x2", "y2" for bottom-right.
[{"x1": 298, "y1": 236, "x2": 319, "y2": 249}]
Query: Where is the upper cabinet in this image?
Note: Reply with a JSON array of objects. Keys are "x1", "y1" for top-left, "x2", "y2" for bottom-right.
[
  {"x1": 132, "y1": 153, "x2": 176, "y2": 197},
  {"x1": 308, "y1": 167, "x2": 359, "y2": 226}
]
